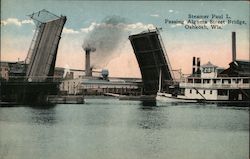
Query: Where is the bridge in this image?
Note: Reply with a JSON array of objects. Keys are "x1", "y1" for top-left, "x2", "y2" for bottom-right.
[
  {"x1": 25, "y1": 9, "x2": 67, "y2": 82},
  {"x1": 129, "y1": 29, "x2": 174, "y2": 95}
]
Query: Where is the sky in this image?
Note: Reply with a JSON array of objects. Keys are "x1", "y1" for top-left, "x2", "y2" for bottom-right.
[{"x1": 1, "y1": 0, "x2": 249, "y2": 78}]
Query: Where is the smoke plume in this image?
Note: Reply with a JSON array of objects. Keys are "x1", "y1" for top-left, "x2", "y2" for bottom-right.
[{"x1": 83, "y1": 15, "x2": 128, "y2": 68}]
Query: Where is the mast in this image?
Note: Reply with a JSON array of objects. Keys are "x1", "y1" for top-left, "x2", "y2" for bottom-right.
[{"x1": 158, "y1": 68, "x2": 162, "y2": 93}]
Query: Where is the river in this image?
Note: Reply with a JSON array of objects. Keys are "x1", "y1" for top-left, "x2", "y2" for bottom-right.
[{"x1": 0, "y1": 98, "x2": 249, "y2": 159}]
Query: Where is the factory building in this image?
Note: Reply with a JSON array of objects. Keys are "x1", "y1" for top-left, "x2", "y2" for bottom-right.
[
  {"x1": 0, "y1": 62, "x2": 10, "y2": 81},
  {"x1": 54, "y1": 39, "x2": 142, "y2": 96},
  {"x1": 60, "y1": 76, "x2": 141, "y2": 96},
  {"x1": 0, "y1": 61, "x2": 73, "y2": 81},
  {"x1": 0, "y1": 61, "x2": 27, "y2": 81},
  {"x1": 60, "y1": 78, "x2": 140, "y2": 95}
]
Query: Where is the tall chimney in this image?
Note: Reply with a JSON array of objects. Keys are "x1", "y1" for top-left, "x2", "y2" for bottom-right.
[
  {"x1": 83, "y1": 44, "x2": 96, "y2": 77},
  {"x1": 232, "y1": 32, "x2": 236, "y2": 62},
  {"x1": 85, "y1": 49, "x2": 91, "y2": 76}
]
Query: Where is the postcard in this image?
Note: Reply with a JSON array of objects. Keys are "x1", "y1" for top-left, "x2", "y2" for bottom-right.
[{"x1": 0, "y1": 1, "x2": 249, "y2": 159}]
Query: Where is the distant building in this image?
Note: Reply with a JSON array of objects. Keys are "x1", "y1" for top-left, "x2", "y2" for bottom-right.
[
  {"x1": 53, "y1": 67, "x2": 64, "y2": 79},
  {"x1": 0, "y1": 61, "x2": 27, "y2": 81},
  {"x1": 9, "y1": 62, "x2": 27, "y2": 81},
  {"x1": 0, "y1": 61, "x2": 73, "y2": 81},
  {"x1": 0, "y1": 62, "x2": 9, "y2": 81},
  {"x1": 60, "y1": 77, "x2": 141, "y2": 95},
  {"x1": 219, "y1": 60, "x2": 250, "y2": 77},
  {"x1": 54, "y1": 67, "x2": 74, "y2": 81}
]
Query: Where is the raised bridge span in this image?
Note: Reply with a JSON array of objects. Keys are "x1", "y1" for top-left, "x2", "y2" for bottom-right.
[{"x1": 129, "y1": 29, "x2": 174, "y2": 95}]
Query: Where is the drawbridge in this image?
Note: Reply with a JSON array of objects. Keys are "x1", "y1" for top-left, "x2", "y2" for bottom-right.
[
  {"x1": 25, "y1": 9, "x2": 67, "y2": 82},
  {"x1": 129, "y1": 29, "x2": 174, "y2": 95}
]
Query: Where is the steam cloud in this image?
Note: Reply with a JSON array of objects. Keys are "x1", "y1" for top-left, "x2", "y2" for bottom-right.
[{"x1": 83, "y1": 15, "x2": 128, "y2": 68}]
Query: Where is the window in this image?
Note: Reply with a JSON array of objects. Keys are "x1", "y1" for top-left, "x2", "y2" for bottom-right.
[
  {"x1": 196, "y1": 90, "x2": 199, "y2": 94},
  {"x1": 190, "y1": 89, "x2": 192, "y2": 94},
  {"x1": 243, "y1": 79, "x2": 250, "y2": 83},
  {"x1": 194, "y1": 79, "x2": 201, "y2": 83},
  {"x1": 218, "y1": 89, "x2": 228, "y2": 96},
  {"x1": 203, "y1": 90, "x2": 206, "y2": 94},
  {"x1": 210, "y1": 90, "x2": 212, "y2": 94},
  {"x1": 180, "y1": 88, "x2": 185, "y2": 95},
  {"x1": 188, "y1": 79, "x2": 193, "y2": 83},
  {"x1": 204, "y1": 79, "x2": 211, "y2": 84},
  {"x1": 213, "y1": 79, "x2": 217, "y2": 84},
  {"x1": 237, "y1": 79, "x2": 241, "y2": 83}
]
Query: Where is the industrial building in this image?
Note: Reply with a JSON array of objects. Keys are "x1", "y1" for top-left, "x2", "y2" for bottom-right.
[
  {"x1": 59, "y1": 43, "x2": 142, "y2": 96},
  {"x1": 0, "y1": 61, "x2": 27, "y2": 81},
  {"x1": 60, "y1": 77, "x2": 141, "y2": 95},
  {"x1": 0, "y1": 61, "x2": 72, "y2": 81}
]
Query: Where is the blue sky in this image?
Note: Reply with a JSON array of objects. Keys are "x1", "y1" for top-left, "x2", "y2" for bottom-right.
[{"x1": 1, "y1": 0, "x2": 249, "y2": 77}]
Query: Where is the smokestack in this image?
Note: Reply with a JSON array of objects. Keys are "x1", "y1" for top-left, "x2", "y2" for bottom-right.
[
  {"x1": 85, "y1": 49, "x2": 91, "y2": 76},
  {"x1": 192, "y1": 57, "x2": 196, "y2": 74},
  {"x1": 232, "y1": 32, "x2": 236, "y2": 62},
  {"x1": 83, "y1": 44, "x2": 96, "y2": 77},
  {"x1": 197, "y1": 57, "x2": 201, "y2": 74}
]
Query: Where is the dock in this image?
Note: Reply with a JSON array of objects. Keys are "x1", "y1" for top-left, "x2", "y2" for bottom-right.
[{"x1": 47, "y1": 95, "x2": 84, "y2": 104}]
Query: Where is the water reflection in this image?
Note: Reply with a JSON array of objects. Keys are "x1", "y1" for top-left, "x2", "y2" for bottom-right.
[
  {"x1": 29, "y1": 107, "x2": 57, "y2": 125},
  {"x1": 140, "y1": 100, "x2": 157, "y2": 107},
  {"x1": 138, "y1": 101, "x2": 168, "y2": 130},
  {"x1": 135, "y1": 100, "x2": 168, "y2": 158}
]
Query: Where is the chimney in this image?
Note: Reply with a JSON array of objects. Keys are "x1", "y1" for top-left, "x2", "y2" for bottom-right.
[
  {"x1": 83, "y1": 44, "x2": 96, "y2": 77},
  {"x1": 85, "y1": 49, "x2": 91, "y2": 76},
  {"x1": 232, "y1": 32, "x2": 236, "y2": 62},
  {"x1": 197, "y1": 57, "x2": 201, "y2": 74},
  {"x1": 192, "y1": 57, "x2": 196, "y2": 74}
]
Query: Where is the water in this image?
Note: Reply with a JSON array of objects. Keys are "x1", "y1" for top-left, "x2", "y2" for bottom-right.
[{"x1": 0, "y1": 98, "x2": 249, "y2": 159}]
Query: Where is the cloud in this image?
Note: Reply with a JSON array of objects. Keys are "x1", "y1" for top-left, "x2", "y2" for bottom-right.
[
  {"x1": 21, "y1": 19, "x2": 34, "y2": 25},
  {"x1": 80, "y1": 22, "x2": 155, "y2": 34},
  {"x1": 63, "y1": 27, "x2": 79, "y2": 34},
  {"x1": 169, "y1": 9, "x2": 174, "y2": 13},
  {"x1": 150, "y1": 14, "x2": 160, "y2": 17},
  {"x1": 1, "y1": 18, "x2": 34, "y2": 26},
  {"x1": 125, "y1": 22, "x2": 155, "y2": 30},
  {"x1": 80, "y1": 22, "x2": 98, "y2": 33}
]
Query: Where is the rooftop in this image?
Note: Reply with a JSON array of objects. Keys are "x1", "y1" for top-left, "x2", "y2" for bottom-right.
[{"x1": 201, "y1": 61, "x2": 218, "y2": 68}]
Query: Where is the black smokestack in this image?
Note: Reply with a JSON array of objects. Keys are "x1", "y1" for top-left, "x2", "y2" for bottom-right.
[
  {"x1": 197, "y1": 57, "x2": 200, "y2": 67},
  {"x1": 83, "y1": 44, "x2": 96, "y2": 76},
  {"x1": 197, "y1": 57, "x2": 201, "y2": 74},
  {"x1": 192, "y1": 57, "x2": 196, "y2": 66},
  {"x1": 192, "y1": 57, "x2": 196, "y2": 74},
  {"x1": 85, "y1": 49, "x2": 91, "y2": 76},
  {"x1": 232, "y1": 32, "x2": 236, "y2": 62}
]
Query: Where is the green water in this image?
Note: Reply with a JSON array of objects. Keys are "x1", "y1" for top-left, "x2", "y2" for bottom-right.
[{"x1": 0, "y1": 98, "x2": 249, "y2": 159}]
